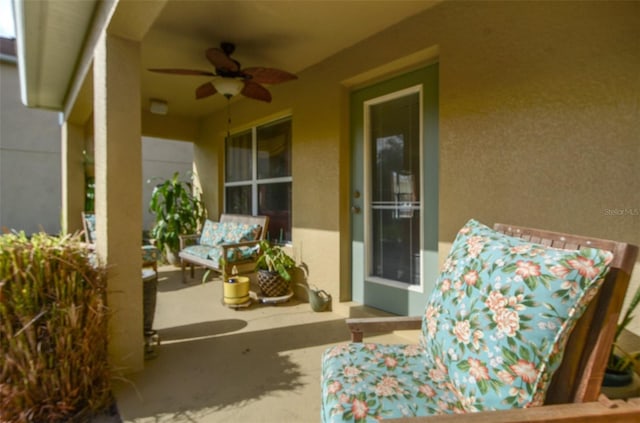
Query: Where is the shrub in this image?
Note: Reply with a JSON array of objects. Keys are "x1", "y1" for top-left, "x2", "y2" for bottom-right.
[{"x1": 0, "y1": 232, "x2": 112, "y2": 422}]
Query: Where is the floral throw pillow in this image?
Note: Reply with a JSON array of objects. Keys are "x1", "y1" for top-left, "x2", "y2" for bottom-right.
[
  {"x1": 199, "y1": 220, "x2": 224, "y2": 246},
  {"x1": 421, "y1": 219, "x2": 613, "y2": 411},
  {"x1": 222, "y1": 223, "x2": 262, "y2": 243}
]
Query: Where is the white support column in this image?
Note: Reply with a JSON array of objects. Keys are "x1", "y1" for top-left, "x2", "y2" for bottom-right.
[
  {"x1": 94, "y1": 32, "x2": 144, "y2": 372},
  {"x1": 61, "y1": 121, "x2": 86, "y2": 235}
]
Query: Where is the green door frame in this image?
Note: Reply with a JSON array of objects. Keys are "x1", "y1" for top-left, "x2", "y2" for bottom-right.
[{"x1": 350, "y1": 63, "x2": 439, "y2": 315}]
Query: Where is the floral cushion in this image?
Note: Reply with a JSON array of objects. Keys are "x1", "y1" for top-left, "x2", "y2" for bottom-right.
[
  {"x1": 142, "y1": 245, "x2": 160, "y2": 263},
  {"x1": 84, "y1": 213, "x2": 97, "y2": 243},
  {"x1": 322, "y1": 343, "x2": 442, "y2": 421},
  {"x1": 321, "y1": 219, "x2": 613, "y2": 422},
  {"x1": 84, "y1": 214, "x2": 159, "y2": 265},
  {"x1": 207, "y1": 245, "x2": 260, "y2": 266},
  {"x1": 181, "y1": 244, "x2": 259, "y2": 265},
  {"x1": 422, "y1": 219, "x2": 612, "y2": 409},
  {"x1": 198, "y1": 221, "x2": 261, "y2": 247},
  {"x1": 199, "y1": 220, "x2": 224, "y2": 246},
  {"x1": 181, "y1": 245, "x2": 212, "y2": 260},
  {"x1": 220, "y1": 222, "x2": 262, "y2": 243},
  {"x1": 233, "y1": 245, "x2": 260, "y2": 261}
]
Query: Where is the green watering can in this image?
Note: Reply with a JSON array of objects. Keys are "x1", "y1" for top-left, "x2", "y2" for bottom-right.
[{"x1": 298, "y1": 284, "x2": 331, "y2": 312}]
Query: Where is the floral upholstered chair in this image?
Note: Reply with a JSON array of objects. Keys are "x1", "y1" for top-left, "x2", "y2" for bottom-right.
[
  {"x1": 82, "y1": 212, "x2": 160, "y2": 271},
  {"x1": 321, "y1": 219, "x2": 638, "y2": 422}
]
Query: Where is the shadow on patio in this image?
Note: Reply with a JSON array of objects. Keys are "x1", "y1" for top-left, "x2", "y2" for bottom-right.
[{"x1": 113, "y1": 266, "x2": 409, "y2": 423}]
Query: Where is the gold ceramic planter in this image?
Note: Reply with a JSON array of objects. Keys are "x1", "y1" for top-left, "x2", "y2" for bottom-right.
[{"x1": 223, "y1": 276, "x2": 250, "y2": 305}]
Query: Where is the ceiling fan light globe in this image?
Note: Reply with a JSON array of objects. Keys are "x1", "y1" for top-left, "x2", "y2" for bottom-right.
[{"x1": 211, "y1": 77, "x2": 244, "y2": 97}]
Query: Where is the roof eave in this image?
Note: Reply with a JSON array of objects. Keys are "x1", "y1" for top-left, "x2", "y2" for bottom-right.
[{"x1": 14, "y1": 0, "x2": 98, "y2": 111}]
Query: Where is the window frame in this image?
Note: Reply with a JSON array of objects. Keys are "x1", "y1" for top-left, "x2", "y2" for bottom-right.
[{"x1": 224, "y1": 116, "x2": 293, "y2": 244}]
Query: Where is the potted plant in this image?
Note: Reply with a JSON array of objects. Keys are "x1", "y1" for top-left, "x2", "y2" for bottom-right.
[
  {"x1": 148, "y1": 171, "x2": 205, "y2": 264},
  {"x1": 255, "y1": 240, "x2": 296, "y2": 297},
  {"x1": 603, "y1": 283, "x2": 640, "y2": 390}
]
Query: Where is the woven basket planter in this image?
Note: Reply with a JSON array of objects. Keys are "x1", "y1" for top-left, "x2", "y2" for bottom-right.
[{"x1": 257, "y1": 270, "x2": 290, "y2": 297}]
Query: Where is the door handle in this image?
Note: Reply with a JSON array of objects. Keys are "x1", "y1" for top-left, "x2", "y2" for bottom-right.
[{"x1": 351, "y1": 206, "x2": 361, "y2": 214}]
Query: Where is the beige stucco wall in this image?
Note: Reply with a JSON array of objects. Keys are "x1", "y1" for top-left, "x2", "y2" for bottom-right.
[
  {"x1": 1, "y1": 57, "x2": 62, "y2": 234},
  {"x1": 436, "y1": 1, "x2": 639, "y2": 244},
  {"x1": 94, "y1": 33, "x2": 145, "y2": 372},
  {"x1": 196, "y1": 1, "x2": 639, "y2": 318}
]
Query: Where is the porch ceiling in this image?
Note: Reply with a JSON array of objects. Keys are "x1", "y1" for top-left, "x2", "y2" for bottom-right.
[{"x1": 16, "y1": 0, "x2": 441, "y2": 119}]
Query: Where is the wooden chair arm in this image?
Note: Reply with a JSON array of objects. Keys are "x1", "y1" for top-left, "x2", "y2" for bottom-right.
[
  {"x1": 384, "y1": 396, "x2": 640, "y2": 422},
  {"x1": 179, "y1": 234, "x2": 200, "y2": 249},
  {"x1": 220, "y1": 239, "x2": 261, "y2": 250},
  {"x1": 346, "y1": 316, "x2": 422, "y2": 342}
]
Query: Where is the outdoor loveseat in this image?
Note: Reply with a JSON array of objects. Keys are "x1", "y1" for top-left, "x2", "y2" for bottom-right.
[{"x1": 179, "y1": 214, "x2": 269, "y2": 283}]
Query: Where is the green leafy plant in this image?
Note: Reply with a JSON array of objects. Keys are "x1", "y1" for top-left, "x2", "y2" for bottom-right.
[
  {"x1": 0, "y1": 232, "x2": 111, "y2": 422},
  {"x1": 608, "y1": 283, "x2": 640, "y2": 373},
  {"x1": 255, "y1": 240, "x2": 296, "y2": 281},
  {"x1": 148, "y1": 172, "x2": 205, "y2": 259}
]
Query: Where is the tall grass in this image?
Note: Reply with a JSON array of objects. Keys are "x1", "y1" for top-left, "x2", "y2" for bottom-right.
[{"x1": 0, "y1": 232, "x2": 112, "y2": 422}]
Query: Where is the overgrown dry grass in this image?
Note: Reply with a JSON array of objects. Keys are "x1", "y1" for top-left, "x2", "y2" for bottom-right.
[{"x1": 0, "y1": 232, "x2": 112, "y2": 422}]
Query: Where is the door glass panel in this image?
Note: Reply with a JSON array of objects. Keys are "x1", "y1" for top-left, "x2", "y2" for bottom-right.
[{"x1": 369, "y1": 92, "x2": 421, "y2": 285}]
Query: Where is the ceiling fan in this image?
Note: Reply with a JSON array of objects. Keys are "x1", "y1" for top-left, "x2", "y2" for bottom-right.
[{"x1": 148, "y1": 42, "x2": 297, "y2": 103}]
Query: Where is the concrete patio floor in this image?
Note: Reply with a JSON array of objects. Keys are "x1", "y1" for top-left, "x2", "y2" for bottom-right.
[{"x1": 111, "y1": 265, "x2": 417, "y2": 423}]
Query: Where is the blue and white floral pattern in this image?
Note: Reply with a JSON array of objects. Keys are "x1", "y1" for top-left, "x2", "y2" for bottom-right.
[
  {"x1": 321, "y1": 219, "x2": 613, "y2": 422},
  {"x1": 207, "y1": 245, "x2": 260, "y2": 266},
  {"x1": 141, "y1": 245, "x2": 160, "y2": 263},
  {"x1": 84, "y1": 213, "x2": 97, "y2": 243},
  {"x1": 221, "y1": 223, "x2": 262, "y2": 243},
  {"x1": 181, "y1": 244, "x2": 259, "y2": 264},
  {"x1": 199, "y1": 220, "x2": 224, "y2": 246},
  {"x1": 198, "y1": 220, "x2": 262, "y2": 247}
]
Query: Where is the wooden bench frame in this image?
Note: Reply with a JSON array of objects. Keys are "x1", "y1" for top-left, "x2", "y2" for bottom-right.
[
  {"x1": 178, "y1": 214, "x2": 269, "y2": 283},
  {"x1": 387, "y1": 396, "x2": 640, "y2": 422},
  {"x1": 345, "y1": 223, "x2": 638, "y2": 418}
]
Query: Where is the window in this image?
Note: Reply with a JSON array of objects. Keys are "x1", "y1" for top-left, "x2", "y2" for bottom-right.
[{"x1": 225, "y1": 117, "x2": 292, "y2": 243}]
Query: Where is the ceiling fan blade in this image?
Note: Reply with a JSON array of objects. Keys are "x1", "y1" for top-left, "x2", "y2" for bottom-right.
[
  {"x1": 148, "y1": 68, "x2": 215, "y2": 76},
  {"x1": 206, "y1": 48, "x2": 239, "y2": 72},
  {"x1": 243, "y1": 67, "x2": 298, "y2": 84},
  {"x1": 195, "y1": 82, "x2": 218, "y2": 99},
  {"x1": 241, "y1": 81, "x2": 272, "y2": 103}
]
